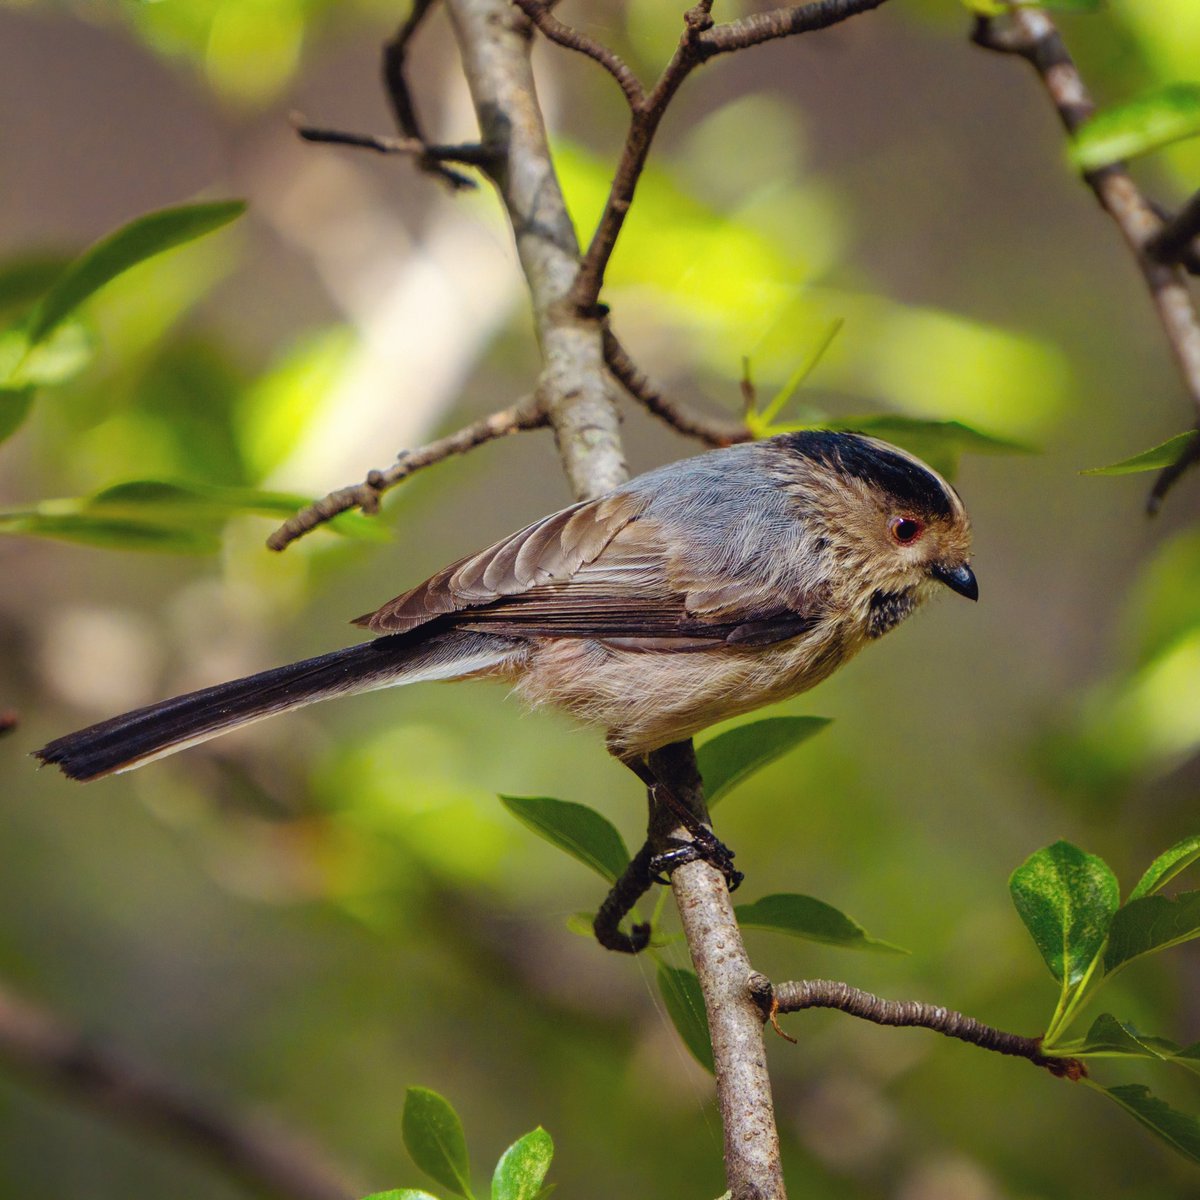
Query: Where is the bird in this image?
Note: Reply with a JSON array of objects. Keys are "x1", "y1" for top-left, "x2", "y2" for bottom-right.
[{"x1": 34, "y1": 432, "x2": 976, "y2": 826}]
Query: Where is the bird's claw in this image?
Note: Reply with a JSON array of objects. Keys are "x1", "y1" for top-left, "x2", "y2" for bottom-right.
[{"x1": 649, "y1": 835, "x2": 743, "y2": 892}]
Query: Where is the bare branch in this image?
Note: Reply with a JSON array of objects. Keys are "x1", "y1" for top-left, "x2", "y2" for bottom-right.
[
  {"x1": 446, "y1": 0, "x2": 627, "y2": 499},
  {"x1": 382, "y1": 0, "x2": 479, "y2": 190},
  {"x1": 294, "y1": 121, "x2": 493, "y2": 173},
  {"x1": 267, "y1": 395, "x2": 547, "y2": 551},
  {"x1": 647, "y1": 742, "x2": 786, "y2": 1200},
  {"x1": 1146, "y1": 189, "x2": 1200, "y2": 274},
  {"x1": 603, "y1": 327, "x2": 752, "y2": 447},
  {"x1": 768, "y1": 978, "x2": 1087, "y2": 1080},
  {"x1": 696, "y1": 0, "x2": 892, "y2": 58},
  {"x1": 564, "y1": 0, "x2": 894, "y2": 315},
  {"x1": 510, "y1": 0, "x2": 645, "y2": 108},
  {"x1": 0, "y1": 980, "x2": 358, "y2": 1200},
  {"x1": 972, "y1": 10, "x2": 1200, "y2": 510}
]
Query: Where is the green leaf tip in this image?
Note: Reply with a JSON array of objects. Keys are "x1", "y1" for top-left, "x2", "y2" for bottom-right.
[
  {"x1": 402, "y1": 1087, "x2": 475, "y2": 1200},
  {"x1": 1083, "y1": 432, "x2": 1200, "y2": 476},
  {"x1": 735, "y1": 892, "x2": 907, "y2": 953},
  {"x1": 697, "y1": 716, "x2": 831, "y2": 807},
  {"x1": 499, "y1": 795, "x2": 631, "y2": 883},
  {"x1": 1071, "y1": 84, "x2": 1200, "y2": 173},
  {"x1": 1101, "y1": 1084, "x2": 1200, "y2": 1164},
  {"x1": 1104, "y1": 891, "x2": 1200, "y2": 973},
  {"x1": 1130, "y1": 833, "x2": 1200, "y2": 901}
]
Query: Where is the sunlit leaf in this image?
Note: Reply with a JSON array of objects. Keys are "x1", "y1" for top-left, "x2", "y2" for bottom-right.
[
  {"x1": 1071, "y1": 84, "x2": 1200, "y2": 171},
  {"x1": 360, "y1": 1192, "x2": 442, "y2": 1200},
  {"x1": 402, "y1": 1087, "x2": 475, "y2": 1200},
  {"x1": 1130, "y1": 833, "x2": 1200, "y2": 900},
  {"x1": 962, "y1": 0, "x2": 1101, "y2": 11},
  {"x1": 735, "y1": 893, "x2": 907, "y2": 953},
  {"x1": 26, "y1": 201, "x2": 245, "y2": 345},
  {"x1": 698, "y1": 717, "x2": 831, "y2": 807},
  {"x1": 1101, "y1": 1084, "x2": 1200, "y2": 1164},
  {"x1": 499, "y1": 796, "x2": 631, "y2": 883},
  {"x1": 2, "y1": 320, "x2": 95, "y2": 387},
  {"x1": 1010, "y1": 841, "x2": 1119, "y2": 983},
  {"x1": 1083, "y1": 432, "x2": 1199, "y2": 475},
  {"x1": 0, "y1": 388, "x2": 33, "y2": 445},
  {"x1": 492, "y1": 1128, "x2": 553, "y2": 1200},
  {"x1": 657, "y1": 964, "x2": 714, "y2": 1073},
  {"x1": 1104, "y1": 891, "x2": 1200, "y2": 972}
]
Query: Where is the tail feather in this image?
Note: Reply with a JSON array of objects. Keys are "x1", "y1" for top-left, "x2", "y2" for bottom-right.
[{"x1": 34, "y1": 630, "x2": 521, "y2": 782}]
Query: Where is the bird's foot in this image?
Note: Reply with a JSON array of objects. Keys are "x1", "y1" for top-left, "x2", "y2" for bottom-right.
[{"x1": 650, "y1": 830, "x2": 743, "y2": 892}]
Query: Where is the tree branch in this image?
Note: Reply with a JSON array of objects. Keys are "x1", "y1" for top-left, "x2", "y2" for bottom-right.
[
  {"x1": 971, "y1": 9, "x2": 1200, "y2": 512},
  {"x1": 0, "y1": 981, "x2": 358, "y2": 1200},
  {"x1": 293, "y1": 121, "x2": 493, "y2": 172},
  {"x1": 767, "y1": 978, "x2": 1086, "y2": 1079},
  {"x1": 267, "y1": 395, "x2": 547, "y2": 551},
  {"x1": 647, "y1": 742, "x2": 786, "y2": 1200},
  {"x1": 1146, "y1": 189, "x2": 1200, "y2": 275},
  {"x1": 695, "y1": 0, "x2": 892, "y2": 58},
  {"x1": 603, "y1": 327, "x2": 752, "y2": 447}
]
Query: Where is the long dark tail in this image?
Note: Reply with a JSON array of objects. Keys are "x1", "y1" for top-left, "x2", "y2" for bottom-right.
[{"x1": 34, "y1": 630, "x2": 520, "y2": 782}]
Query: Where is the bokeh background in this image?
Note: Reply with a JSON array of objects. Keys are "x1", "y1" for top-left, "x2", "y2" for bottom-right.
[{"x1": 3, "y1": 0, "x2": 1200, "y2": 1196}]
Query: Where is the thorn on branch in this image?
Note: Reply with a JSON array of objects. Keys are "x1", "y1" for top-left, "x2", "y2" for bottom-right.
[
  {"x1": 267, "y1": 395, "x2": 547, "y2": 551},
  {"x1": 769, "y1": 978, "x2": 1087, "y2": 1079}
]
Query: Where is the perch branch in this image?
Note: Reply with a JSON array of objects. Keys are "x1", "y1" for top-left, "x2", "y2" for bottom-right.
[
  {"x1": 971, "y1": 9, "x2": 1200, "y2": 511},
  {"x1": 267, "y1": 395, "x2": 546, "y2": 550},
  {"x1": 603, "y1": 327, "x2": 753, "y2": 446},
  {"x1": 648, "y1": 742, "x2": 786, "y2": 1199},
  {"x1": 0, "y1": 981, "x2": 358, "y2": 1200},
  {"x1": 767, "y1": 977, "x2": 1086, "y2": 1079}
]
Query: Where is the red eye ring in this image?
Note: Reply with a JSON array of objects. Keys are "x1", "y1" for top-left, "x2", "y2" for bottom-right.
[{"x1": 890, "y1": 516, "x2": 923, "y2": 545}]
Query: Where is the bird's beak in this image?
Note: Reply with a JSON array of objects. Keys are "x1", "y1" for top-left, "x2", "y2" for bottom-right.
[{"x1": 931, "y1": 562, "x2": 978, "y2": 601}]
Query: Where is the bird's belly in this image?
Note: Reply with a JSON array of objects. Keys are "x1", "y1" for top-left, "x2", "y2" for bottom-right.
[{"x1": 516, "y1": 630, "x2": 853, "y2": 757}]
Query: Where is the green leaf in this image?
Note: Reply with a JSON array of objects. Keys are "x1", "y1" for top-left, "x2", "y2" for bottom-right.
[
  {"x1": 697, "y1": 717, "x2": 831, "y2": 807},
  {"x1": 1071, "y1": 84, "x2": 1200, "y2": 172},
  {"x1": 1057, "y1": 1012, "x2": 1178, "y2": 1060},
  {"x1": 498, "y1": 796, "x2": 630, "y2": 883},
  {"x1": 0, "y1": 255, "x2": 69, "y2": 316},
  {"x1": 1101, "y1": 1084, "x2": 1200, "y2": 1164},
  {"x1": 1130, "y1": 833, "x2": 1200, "y2": 900},
  {"x1": 0, "y1": 388, "x2": 34, "y2": 445},
  {"x1": 1104, "y1": 891, "x2": 1200, "y2": 972},
  {"x1": 491, "y1": 1128, "x2": 553, "y2": 1200},
  {"x1": 1009, "y1": 841, "x2": 1119, "y2": 984},
  {"x1": 402, "y1": 1087, "x2": 474, "y2": 1200},
  {"x1": 656, "y1": 964, "x2": 714, "y2": 1074},
  {"x1": 0, "y1": 511, "x2": 219, "y2": 553},
  {"x1": 25, "y1": 201, "x2": 245, "y2": 346},
  {"x1": 0, "y1": 320, "x2": 94, "y2": 388},
  {"x1": 1083, "y1": 432, "x2": 1199, "y2": 476},
  {"x1": 735, "y1": 892, "x2": 908, "y2": 954},
  {"x1": 961, "y1": 0, "x2": 1101, "y2": 11},
  {"x1": 360, "y1": 1192, "x2": 443, "y2": 1200}
]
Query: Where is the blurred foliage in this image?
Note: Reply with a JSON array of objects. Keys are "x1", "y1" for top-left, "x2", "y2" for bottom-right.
[{"x1": 3, "y1": 0, "x2": 1200, "y2": 1198}]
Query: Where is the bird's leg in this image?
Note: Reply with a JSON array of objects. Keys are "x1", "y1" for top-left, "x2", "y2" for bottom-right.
[
  {"x1": 617, "y1": 744, "x2": 743, "y2": 892},
  {"x1": 592, "y1": 841, "x2": 656, "y2": 954}
]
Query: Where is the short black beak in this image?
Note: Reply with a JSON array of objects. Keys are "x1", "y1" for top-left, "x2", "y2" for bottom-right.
[{"x1": 932, "y1": 562, "x2": 978, "y2": 601}]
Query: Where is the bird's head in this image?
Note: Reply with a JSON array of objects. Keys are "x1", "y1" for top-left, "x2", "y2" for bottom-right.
[{"x1": 773, "y1": 431, "x2": 976, "y2": 639}]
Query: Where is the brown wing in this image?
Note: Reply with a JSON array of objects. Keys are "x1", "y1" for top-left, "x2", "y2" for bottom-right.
[{"x1": 356, "y1": 489, "x2": 825, "y2": 646}]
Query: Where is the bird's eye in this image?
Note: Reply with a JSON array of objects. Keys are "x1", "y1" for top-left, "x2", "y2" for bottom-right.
[{"x1": 889, "y1": 516, "x2": 923, "y2": 545}]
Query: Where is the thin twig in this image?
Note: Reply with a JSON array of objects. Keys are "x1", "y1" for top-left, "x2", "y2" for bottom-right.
[
  {"x1": 972, "y1": 10, "x2": 1200, "y2": 511},
  {"x1": 648, "y1": 742, "x2": 786, "y2": 1199},
  {"x1": 593, "y1": 842, "x2": 656, "y2": 954},
  {"x1": 603, "y1": 327, "x2": 752, "y2": 447},
  {"x1": 0, "y1": 981, "x2": 358, "y2": 1200},
  {"x1": 768, "y1": 978, "x2": 1087, "y2": 1080},
  {"x1": 294, "y1": 122, "x2": 493, "y2": 171},
  {"x1": 382, "y1": 0, "x2": 479, "y2": 190},
  {"x1": 267, "y1": 395, "x2": 547, "y2": 551},
  {"x1": 510, "y1": 0, "x2": 645, "y2": 108},
  {"x1": 1146, "y1": 190, "x2": 1200, "y2": 275},
  {"x1": 563, "y1": 0, "x2": 893, "y2": 316}
]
